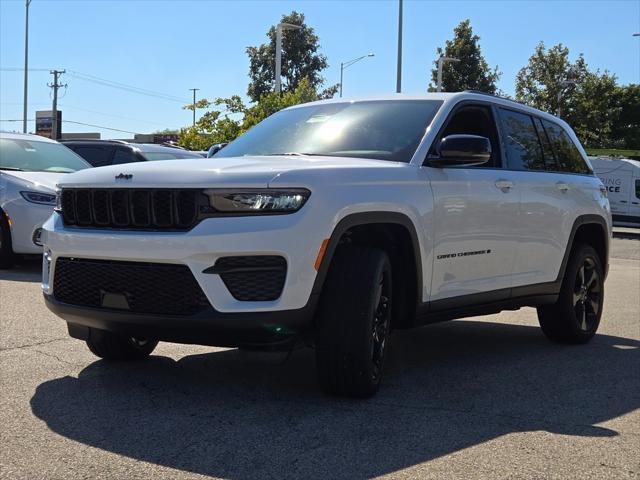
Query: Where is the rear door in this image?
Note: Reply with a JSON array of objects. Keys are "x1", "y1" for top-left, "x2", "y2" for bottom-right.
[{"x1": 426, "y1": 102, "x2": 520, "y2": 303}]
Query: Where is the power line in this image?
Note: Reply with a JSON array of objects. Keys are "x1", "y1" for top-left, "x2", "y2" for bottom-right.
[
  {"x1": 0, "y1": 118, "x2": 142, "y2": 135},
  {"x1": 1, "y1": 67, "x2": 192, "y2": 104}
]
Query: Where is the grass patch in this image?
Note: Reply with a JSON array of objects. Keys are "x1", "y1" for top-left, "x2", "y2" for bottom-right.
[{"x1": 586, "y1": 148, "x2": 640, "y2": 159}]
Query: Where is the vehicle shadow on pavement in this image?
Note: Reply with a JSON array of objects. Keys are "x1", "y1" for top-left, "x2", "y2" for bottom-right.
[
  {"x1": 30, "y1": 321, "x2": 639, "y2": 479},
  {"x1": 0, "y1": 258, "x2": 41, "y2": 283}
]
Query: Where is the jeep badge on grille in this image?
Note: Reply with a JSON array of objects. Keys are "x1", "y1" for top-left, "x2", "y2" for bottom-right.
[{"x1": 115, "y1": 173, "x2": 133, "y2": 180}]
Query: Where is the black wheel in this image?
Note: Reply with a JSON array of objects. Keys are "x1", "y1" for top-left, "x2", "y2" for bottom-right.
[
  {"x1": 86, "y1": 328, "x2": 158, "y2": 360},
  {"x1": 537, "y1": 244, "x2": 604, "y2": 344},
  {"x1": 315, "y1": 246, "x2": 392, "y2": 398},
  {"x1": 0, "y1": 211, "x2": 15, "y2": 269}
]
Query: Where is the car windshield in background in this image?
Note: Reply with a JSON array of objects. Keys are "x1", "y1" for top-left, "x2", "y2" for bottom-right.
[
  {"x1": 0, "y1": 138, "x2": 90, "y2": 173},
  {"x1": 216, "y1": 100, "x2": 444, "y2": 162},
  {"x1": 143, "y1": 151, "x2": 203, "y2": 161}
]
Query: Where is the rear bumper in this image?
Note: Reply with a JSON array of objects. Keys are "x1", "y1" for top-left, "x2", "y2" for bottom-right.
[{"x1": 44, "y1": 293, "x2": 317, "y2": 349}]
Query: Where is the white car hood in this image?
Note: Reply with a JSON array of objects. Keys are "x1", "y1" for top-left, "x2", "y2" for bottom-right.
[
  {"x1": 57, "y1": 156, "x2": 402, "y2": 189},
  {"x1": 2, "y1": 171, "x2": 67, "y2": 193}
]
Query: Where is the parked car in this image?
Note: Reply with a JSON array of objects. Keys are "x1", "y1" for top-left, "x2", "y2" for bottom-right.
[
  {"x1": 589, "y1": 157, "x2": 640, "y2": 227},
  {"x1": 43, "y1": 92, "x2": 611, "y2": 397},
  {"x1": 61, "y1": 140, "x2": 203, "y2": 167},
  {"x1": 0, "y1": 132, "x2": 90, "y2": 268}
]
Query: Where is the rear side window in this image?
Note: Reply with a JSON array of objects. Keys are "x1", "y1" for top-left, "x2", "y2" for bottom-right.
[
  {"x1": 533, "y1": 117, "x2": 559, "y2": 171},
  {"x1": 636, "y1": 179, "x2": 640, "y2": 200},
  {"x1": 112, "y1": 148, "x2": 139, "y2": 165},
  {"x1": 71, "y1": 146, "x2": 112, "y2": 167},
  {"x1": 499, "y1": 109, "x2": 544, "y2": 171},
  {"x1": 541, "y1": 120, "x2": 591, "y2": 174}
]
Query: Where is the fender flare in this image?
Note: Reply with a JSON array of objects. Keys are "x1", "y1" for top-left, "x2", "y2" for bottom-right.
[{"x1": 310, "y1": 211, "x2": 424, "y2": 303}]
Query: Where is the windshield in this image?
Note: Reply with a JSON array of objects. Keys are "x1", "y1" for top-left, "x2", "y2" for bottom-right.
[
  {"x1": 216, "y1": 100, "x2": 443, "y2": 162},
  {"x1": 0, "y1": 138, "x2": 91, "y2": 173}
]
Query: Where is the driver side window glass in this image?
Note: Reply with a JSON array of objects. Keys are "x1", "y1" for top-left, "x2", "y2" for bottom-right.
[{"x1": 435, "y1": 105, "x2": 502, "y2": 167}]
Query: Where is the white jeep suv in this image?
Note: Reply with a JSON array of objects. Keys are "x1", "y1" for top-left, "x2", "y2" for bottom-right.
[{"x1": 42, "y1": 92, "x2": 611, "y2": 397}]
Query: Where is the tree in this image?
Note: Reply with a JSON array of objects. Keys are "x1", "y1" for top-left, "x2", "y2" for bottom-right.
[
  {"x1": 611, "y1": 84, "x2": 640, "y2": 149},
  {"x1": 246, "y1": 11, "x2": 337, "y2": 102},
  {"x1": 515, "y1": 42, "x2": 589, "y2": 116},
  {"x1": 428, "y1": 20, "x2": 500, "y2": 93},
  {"x1": 177, "y1": 79, "x2": 321, "y2": 150}
]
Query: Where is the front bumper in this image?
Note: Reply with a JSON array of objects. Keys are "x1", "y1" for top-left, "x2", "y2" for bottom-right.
[
  {"x1": 3, "y1": 199, "x2": 52, "y2": 254},
  {"x1": 44, "y1": 294, "x2": 317, "y2": 348},
  {"x1": 42, "y1": 210, "x2": 326, "y2": 313}
]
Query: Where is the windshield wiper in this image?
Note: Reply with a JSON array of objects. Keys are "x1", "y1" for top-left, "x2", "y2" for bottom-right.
[{"x1": 0, "y1": 166, "x2": 24, "y2": 171}]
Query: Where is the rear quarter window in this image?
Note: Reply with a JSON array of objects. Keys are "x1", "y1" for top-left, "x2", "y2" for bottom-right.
[{"x1": 541, "y1": 120, "x2": 591, "y2": 175}]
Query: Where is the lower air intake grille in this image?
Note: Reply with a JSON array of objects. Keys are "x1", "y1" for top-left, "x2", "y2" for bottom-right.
[
  {"x1": 53, "y1": 258, "x2": 211, "y2": 315},
  {"x1": 214, "y1": 256, "x2": 287, "y2": 301}
]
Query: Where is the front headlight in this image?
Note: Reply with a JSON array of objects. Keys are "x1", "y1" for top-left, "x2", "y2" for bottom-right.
[
  {"x1": 203, "y1": 189, "x2": 310, "y2": 214},
  {"x1": 20, "y1": 191, "x2": 57, "y2": 205}
]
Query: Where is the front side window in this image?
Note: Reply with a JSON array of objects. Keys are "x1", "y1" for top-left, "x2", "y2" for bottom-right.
[
  {"x1": 434, "y1": 104, "x2": 502, "y2": 167},
  {"x1": 216, "y1": 100, "x2": 443, "y2": 163},
  {"x1": 499, "y1": 109, "x2": 544, "y2": 171},
  {"x1": 0, "y1": 138, "x2": 90, "y2": 173},
  {"x1": 542, "y1": 120, "x2": 591, "y2": 175},
  {"x1": 112, "y1": 148, "x2": 138, "y2": 165}
]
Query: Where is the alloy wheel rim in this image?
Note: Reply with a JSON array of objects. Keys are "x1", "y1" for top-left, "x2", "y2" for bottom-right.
[
  {"x1": 573, "y1": 257, "x2": 601, "y2": 332},
  {"x1": 371, "y1": 271, "x2": 391, "y2": 381}
]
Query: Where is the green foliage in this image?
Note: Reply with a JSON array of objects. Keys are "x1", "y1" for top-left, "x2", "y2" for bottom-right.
[
  {"x1": 428, "y1": 20, "x2": 500, "y2": 93},
  {"x1": 246, "y1": 11, "x2": 337, "y2": 102},
  {"x1": 515, "y1": 42, "x2": 589, "y2": 116},
  {"x1": 177, "y1": 79, "x2": 321, "y2": 150},
  {"x1": 516, "y1": 42, "x2": 640, "y2": 149}
]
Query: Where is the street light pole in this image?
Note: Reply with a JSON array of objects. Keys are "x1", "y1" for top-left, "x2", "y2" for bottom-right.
[
  {"x1": 339, "y1": 53, "x2": 374, "y2": 98},
  {"x1": 396, "y1": 0, "x2": 403, "y2": 93},
  {"x1": 189, "y1": 88, "x2": 199, "y2": 126},
  {"x1": 23, "y1": 0, "x2": 32, "y2": 134},
  {"x1": 436, "y1": 56, "x2": 460, "y2": 92},
  {"x1": 557, "y1": 80, "x2": 579, "y2": 119},
  {"x1": 275, "y1": 22, "x2": 302, "y2": 94}
]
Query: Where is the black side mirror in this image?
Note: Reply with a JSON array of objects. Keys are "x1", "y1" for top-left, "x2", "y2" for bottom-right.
[
  {"x1": 207, "y1": 143, "x2": 228, "y2": 158},
  {"x1": 427, "y1": 134, "x2": 491, "y2": 167}
]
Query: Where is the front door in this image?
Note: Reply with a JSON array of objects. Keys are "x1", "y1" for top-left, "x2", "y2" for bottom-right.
[{"x1": 426, "y1": 103, "x2": 520, "y2": 303}]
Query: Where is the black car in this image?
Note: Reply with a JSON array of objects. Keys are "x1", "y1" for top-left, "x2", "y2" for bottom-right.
[{"x1": 61, "y1": 140, "x2": 203, "y2": 167}]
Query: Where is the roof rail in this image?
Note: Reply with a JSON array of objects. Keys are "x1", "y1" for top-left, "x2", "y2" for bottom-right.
[
  {"x1": 462, "y1": 90, "x2": 528, "y2": 107},
  {"x1": 60, "y1": 139, "x2": 131, "y2": 144}
]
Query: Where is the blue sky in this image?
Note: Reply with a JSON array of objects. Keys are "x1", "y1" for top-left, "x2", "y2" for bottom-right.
[{"x1": 1, "y1": 0, "x2": 639, "y2": 139}]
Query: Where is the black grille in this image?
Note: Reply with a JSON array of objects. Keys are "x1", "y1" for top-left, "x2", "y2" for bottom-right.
[
  {"x1": 212, "y1": 256, "x2": 287, "y2": 301},
  {"x1": 60, "y1": 189, "x2": 201, "y2": 230},
  {"x1": 53, "y1": 258, "x2": 211, "y2": 315}
]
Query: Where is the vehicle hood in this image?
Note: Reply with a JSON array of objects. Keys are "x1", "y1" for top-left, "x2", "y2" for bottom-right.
[
  {"x1": 1, "y1": 171, "x2": 66, "y2": 193},
  {"x1": 56, "y1": 155, "x2": 404, "y2": 188}
]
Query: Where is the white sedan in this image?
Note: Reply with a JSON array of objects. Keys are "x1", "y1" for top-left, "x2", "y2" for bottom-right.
[{"x1": 0, "y1": 132, "x2": 90, "y2": 268}]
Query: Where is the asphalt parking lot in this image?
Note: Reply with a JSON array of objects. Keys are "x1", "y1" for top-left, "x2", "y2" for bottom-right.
[{"x1": 1, "y1": 231, "x2": 638, "y2": 480}]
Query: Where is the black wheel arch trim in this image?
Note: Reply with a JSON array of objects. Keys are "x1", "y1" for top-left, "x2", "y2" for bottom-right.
[{"x1": 310, "y1": 211, "x2": 424, "y2": 307}]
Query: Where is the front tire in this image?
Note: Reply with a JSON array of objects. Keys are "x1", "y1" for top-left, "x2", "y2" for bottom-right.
[
  {"x1": 315, "y1": 247, "x2": 392, "y2": 398},
  {"x1": 86, "y1": 328, "x2": 158, "y2": 361},
  {"x1": 0, "y1": 211, "x2": 15, "y2": 269},
  {"x1": 537, "y1": 244, "x2": 604, "y2": 344}
]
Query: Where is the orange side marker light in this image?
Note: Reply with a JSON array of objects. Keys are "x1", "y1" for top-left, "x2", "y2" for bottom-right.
[{"x1": 314, "y1": 239, "x2": 329, "y2": 271}]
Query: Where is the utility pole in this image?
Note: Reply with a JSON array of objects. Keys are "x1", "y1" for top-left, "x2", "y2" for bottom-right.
[
  {"x1": 48, "y1": 70, "x2": 66, "y2": 140},
  {"x1": 396, "y1": 0, "x2": 403, "y2": 93},
  {"x1": 23, "y1": 0, "x2": 32, "y2": 133},
  {"x1": 189, "y1": 88, "x2": 199, "y2": 126}
]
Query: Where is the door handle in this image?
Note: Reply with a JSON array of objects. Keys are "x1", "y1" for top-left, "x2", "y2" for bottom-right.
[
  {"x1": 495, "y1": 179, "x2": 514, "y2": 192},
  {"x1": 556, "y1": 182, "x2": 570, "y2": 192}
]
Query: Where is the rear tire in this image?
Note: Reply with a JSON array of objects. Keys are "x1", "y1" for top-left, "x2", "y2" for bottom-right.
[
  {"x1": 0, "y1": 211, "x2": 15, "y2": 269},
  {"x1": 86, "y1": 328, "x2": 158, "y2": 360},
  {"x1": 315, "y1": 247, "x2": 392, "y2": 398},
  {"x1": 537, "y1": 244, "x2": 604, "y2": 344}
]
